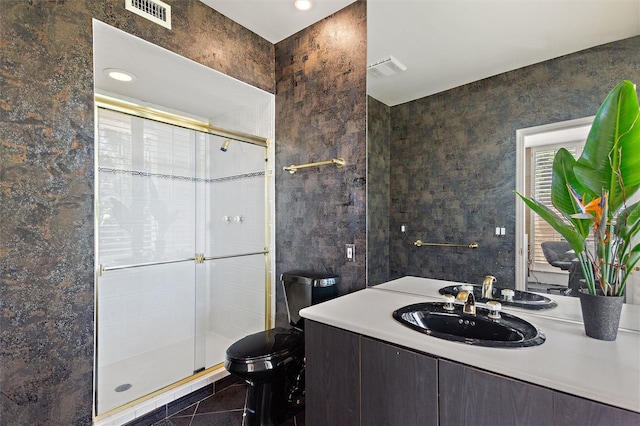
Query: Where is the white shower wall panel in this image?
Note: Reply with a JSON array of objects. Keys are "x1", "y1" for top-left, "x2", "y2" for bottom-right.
[
  {"x1": 204, "y1": 254, "x2": 266, "y2": 365},
  {"x1": 207, "y1": 177, "x2": 266, "y2": 257},
  {"x1": 211, "y1": 99, "x2": 274, "y2": 151},
  {"x1": 209, "y1": 142, "x2": 267, "y2": 179},
  {"x1": 98, "y1": 109, "x2": 197, "y2": 175},
  {"x1": 98, "y1": 110, "x2": 199, "y2": 267},
  {"x1": 98, "y1": 174, "x2": 196, "y2": 266},
  {"x1": 97, "y1": 263, "x2": 196, "y2": 367}
]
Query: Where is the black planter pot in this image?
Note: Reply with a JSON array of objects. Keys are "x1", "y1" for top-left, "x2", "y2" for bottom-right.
[{"x1": 578, "y1": 289, "x2": 624, "y2": 341}]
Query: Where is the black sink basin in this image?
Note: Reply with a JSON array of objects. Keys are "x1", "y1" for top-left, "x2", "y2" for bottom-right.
[
  {"x1": 438, "y1": 285, "x2": 557, "y2": 310},
  {"x1": 393, "y1": 302, "x2": 545, "y2": 348}
]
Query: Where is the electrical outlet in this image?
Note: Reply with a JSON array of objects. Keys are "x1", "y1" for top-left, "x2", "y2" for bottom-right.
[{"x1": 346, "y1": 244, "x2": 355, "y2": 262}]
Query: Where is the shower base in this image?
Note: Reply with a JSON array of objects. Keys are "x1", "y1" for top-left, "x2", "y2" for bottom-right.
[{"x1": 97, "y1": 331, "x2": 235, "y2": 415}]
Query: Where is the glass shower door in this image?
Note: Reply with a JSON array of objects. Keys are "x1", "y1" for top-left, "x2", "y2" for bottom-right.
[
  {"x1": 96, "y1": 109, "x2": 199, "y2": 414},
  {"x1": 96, "y1": 108, "x2": 270, "y2": 415},
  {"x1": 196, "y1": 135, "x2": 269, "y2": 369}
]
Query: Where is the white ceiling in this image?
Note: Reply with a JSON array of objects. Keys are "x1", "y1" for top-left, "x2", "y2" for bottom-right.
[
  {"x1": 201, "y1": 0, "x2": 640, "y2": 106},
  {"x1": 200, "y1": 0, "x2": 357, "y2": 43}
]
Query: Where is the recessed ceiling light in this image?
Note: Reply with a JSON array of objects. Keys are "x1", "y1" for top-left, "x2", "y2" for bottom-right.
[
  {"x1": 104, "y1": 68, "x2": 137, "y2": 82},
  {"x1": 293, "y1": 0, "x2": 312, "y2": 11}
]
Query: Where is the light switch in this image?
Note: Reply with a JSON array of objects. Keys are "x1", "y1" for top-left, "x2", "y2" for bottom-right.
[{"x1": 346, "y1": 244, "x2": 355, "y2": 261}]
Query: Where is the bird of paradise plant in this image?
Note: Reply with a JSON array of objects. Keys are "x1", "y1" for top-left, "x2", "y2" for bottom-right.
[{"x1": 516, "y1": 80, "x2": 640, "y2": 297}]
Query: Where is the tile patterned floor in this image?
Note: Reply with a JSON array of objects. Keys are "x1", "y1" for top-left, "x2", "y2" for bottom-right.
[{"x1": 153, "y1": 383, "x2": 305, "y2": 426}]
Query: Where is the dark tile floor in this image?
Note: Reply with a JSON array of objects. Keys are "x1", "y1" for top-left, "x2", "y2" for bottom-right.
[{"x1": 153, "y1": 382, "x2": 305, "y2": 426}]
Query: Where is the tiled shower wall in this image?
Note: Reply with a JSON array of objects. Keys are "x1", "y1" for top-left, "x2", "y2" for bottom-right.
[
  {"x1": 274, "y1": 2, "x2": 367, "y2": 326},
  {"x1": 1, "y1": 1, "x2": 274, "y2": 423},
  {"x1": 368, "y1": 36, "x2": 640, "y2": 287}
]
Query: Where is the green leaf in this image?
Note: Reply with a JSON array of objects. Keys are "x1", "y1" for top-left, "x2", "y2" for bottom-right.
[
  {"x1": 550, "y1": 148, "x2": 592, "y2": 238},
  {"x1": 619, "y1": 243, "x2": 640, "y2": 296},
  {"x1": 574, "y1": 80, "x2": 640, "y2": 214},
  {"x1": 617, "y1": 200, "x2": 640, "y2": 243},
  {"x1": 514, "y1": 191, "x2": 586, "y2": 253}
]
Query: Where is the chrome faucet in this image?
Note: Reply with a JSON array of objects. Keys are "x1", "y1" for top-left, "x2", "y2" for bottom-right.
[
  {"x1": 482, "y1": 275, "x2": 497, "y2": 299},
  {"x1": 455, "y1": 290, "x2": 476, "y2": 315}
]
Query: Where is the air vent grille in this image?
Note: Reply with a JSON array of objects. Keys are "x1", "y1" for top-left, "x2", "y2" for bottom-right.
[
  {"x1": 367, "y1": 56, "x2": 407, "y2": 78},
  {"x1": 125, "y1": 0, "x2": 172, "y2": 29}
]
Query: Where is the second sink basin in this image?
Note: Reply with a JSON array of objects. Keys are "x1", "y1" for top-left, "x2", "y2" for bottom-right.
[
  {"x1": 393, "y1": 302, "x2": 545, "y2": 348},
  {"x1": 438, "y1": 285, "x2": 557, "y2": 310}
]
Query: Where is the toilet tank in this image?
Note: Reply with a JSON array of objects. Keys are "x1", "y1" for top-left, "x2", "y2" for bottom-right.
[{"x1": 281, "y1": 272, "x2": 339, "y2": 329}]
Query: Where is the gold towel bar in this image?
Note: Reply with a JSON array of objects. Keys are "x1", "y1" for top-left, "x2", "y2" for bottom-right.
[
  {"x1": 283, "y1": 158, "x2": 345, "y2": 174},
  {"x1": 414, "y1": 240, "x2": 479, "y2": 249}
]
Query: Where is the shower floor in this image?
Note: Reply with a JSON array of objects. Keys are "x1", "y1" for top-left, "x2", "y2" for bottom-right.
[{"x1": 97, "y1": 331, "x2": 236, "y2": 415}]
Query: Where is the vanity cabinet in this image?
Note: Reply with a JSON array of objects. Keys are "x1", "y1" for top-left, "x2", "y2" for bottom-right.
[
  {"x1": 305, "y1": 320, "x2": 360, "y2": 426},
  {"x1": 439, "y1": 360, "x2": 640, "y2": 425},
  {"x1": 553, "y1": 392, "x2": 640, "y2": 426},
  {"x1": 305, "y1": 321, "x2": 438, "y2": 426},
  {"x1": 439, "y1": 359, "x2": 553, "y2": 426},
  {"x1": 361, "y1": 336, "x2": 438, "y2": 426},
  {"x1": 305, "y1": 321, "x2": 640, "y2": 426}
]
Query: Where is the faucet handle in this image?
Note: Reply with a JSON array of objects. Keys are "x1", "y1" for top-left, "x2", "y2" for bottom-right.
[
  {"x1": 442, "y1": 294, "x2": 455, "y2": 311},
  {"x1": 486, "y1": 300, "x2": 502, "y2": 319},
  {"x1": 501, "y1": 289, "x2": 515, "y2": 302}
]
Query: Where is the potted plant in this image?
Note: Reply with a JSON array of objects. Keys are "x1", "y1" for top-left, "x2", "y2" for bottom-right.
[{"x1": 516, "y1": 80, "x2": 640, "y2": 340}]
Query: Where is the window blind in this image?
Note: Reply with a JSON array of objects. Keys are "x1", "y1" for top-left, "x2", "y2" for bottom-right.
[{"x1": 529, "y1": 143, "x2": 581, "y2": 267}]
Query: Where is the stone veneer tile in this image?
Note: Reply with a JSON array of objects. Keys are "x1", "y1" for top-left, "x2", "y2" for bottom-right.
[
  {"x1": 366, "y1": 96, "x2": 391, "y2": 285},
  {"x1": 380, "y1": 36, "x2": 640, "y2": 287},
  {"x1": 0, "y1": 1, "x2": 273, "y2": 423},
  {"x1": 274, "y1": 2, "x2": 367, "y2": 327}
]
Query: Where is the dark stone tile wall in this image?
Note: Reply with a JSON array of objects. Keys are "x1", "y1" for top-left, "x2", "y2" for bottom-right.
[
  {"x1": 382, "y1": 36, "x2": 640, "y2": 287},
  {"x1": 366, "y1": 96, "x2": 390, "y2": 285},
  {"x1": 274, "y1": 1, "x2": 367, "y2": 326},
  {"x1": 0, "y1": 1, "x2": 273, "y2": 424}
]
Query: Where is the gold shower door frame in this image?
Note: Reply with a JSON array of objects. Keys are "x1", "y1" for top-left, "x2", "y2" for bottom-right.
[{"x1": 93, "y1": 94, "x2": 272, "y2": 418}]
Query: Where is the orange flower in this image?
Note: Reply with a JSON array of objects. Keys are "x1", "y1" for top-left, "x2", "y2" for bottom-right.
[
  {"x1": 583, "y1": 196, "x2": 603, "y2": 223},
  {"x1": 570, "y1": 191, "x2": 610, "y2": 242}
]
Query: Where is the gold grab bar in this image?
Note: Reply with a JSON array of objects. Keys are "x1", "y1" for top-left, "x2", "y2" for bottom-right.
[
  {"x1": 414, "y1": 240, "x2": 479, "y2": 249},
  {"x1": 283, "y1": 158, "x2": 345, "y2": 174}
]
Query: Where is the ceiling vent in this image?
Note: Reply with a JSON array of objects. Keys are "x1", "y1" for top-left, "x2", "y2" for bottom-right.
[
  {"x1": 367, "y1": 56, "x2": 407, "y2": 78},
  {"x1": 125, "y1": 0, "x2": 172, "y2": 29}
]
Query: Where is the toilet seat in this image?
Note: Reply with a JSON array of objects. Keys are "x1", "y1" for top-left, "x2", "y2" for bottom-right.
[{"x1": 225, "y1": 327, "x2": 304, "y2": 379}]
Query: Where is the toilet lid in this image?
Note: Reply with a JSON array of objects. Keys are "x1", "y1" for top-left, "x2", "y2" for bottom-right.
[{"x1": 226, "y1": 327, "x2": 303, "y2": 363}]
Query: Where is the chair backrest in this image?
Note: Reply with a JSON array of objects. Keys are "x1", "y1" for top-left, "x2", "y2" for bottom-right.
[{"x1": 541, "y1": 241, "x2": 572, "y2": 264}]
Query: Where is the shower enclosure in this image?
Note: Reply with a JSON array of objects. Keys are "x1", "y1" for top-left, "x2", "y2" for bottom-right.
[{"x1": 95, "y1": 104, "x2": 271, "y2": 415}]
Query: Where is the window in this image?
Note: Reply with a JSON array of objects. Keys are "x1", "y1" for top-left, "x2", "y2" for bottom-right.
[
  {"x1": 516, "y1": 116, "x2": 594, "y2": 289},
  {"x1": 528, "y1": 143, "x2": 581, "y2": 269}
]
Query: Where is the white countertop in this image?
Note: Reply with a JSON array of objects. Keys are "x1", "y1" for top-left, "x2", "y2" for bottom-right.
[
  {"x1": 374, "y1": 276, "x2": 640, "y2": 331},
  {"x1": 300, "y1": 276, "x2": 640, "y2": 413}
]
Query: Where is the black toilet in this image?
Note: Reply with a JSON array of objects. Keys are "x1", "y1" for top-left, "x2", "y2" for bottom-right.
[{"x1": 225, "y1": 272, "x2": 339, "y2": 426}]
